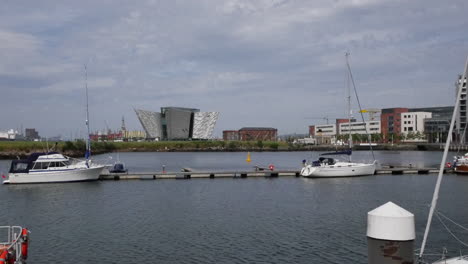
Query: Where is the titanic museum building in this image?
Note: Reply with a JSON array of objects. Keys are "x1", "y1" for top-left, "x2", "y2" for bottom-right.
[{"x1": 135, "y1": 107, "x2": 219, "y2": 140}]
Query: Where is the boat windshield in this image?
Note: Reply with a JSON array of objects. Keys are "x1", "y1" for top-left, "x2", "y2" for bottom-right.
[
  {"x1": 318, "y1": 157, "x2": 336, "y2": 165},
  {"x1": 9, "y1": 161, "x2": 30, "y2": 173}
]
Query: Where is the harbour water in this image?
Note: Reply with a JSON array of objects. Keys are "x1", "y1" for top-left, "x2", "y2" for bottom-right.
[{"x1": 0, "y1": 151, "x2": 467, "y2": 263}]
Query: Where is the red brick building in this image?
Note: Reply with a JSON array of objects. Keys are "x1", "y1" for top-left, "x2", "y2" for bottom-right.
[
  {"x1": 381, "y1": 108, "x2": 408, "y2": 142},
  {"x1": 223, "y1": 130, "x2": 239, "y2": 141},
  {"x1": 308, "y1": 126, "x2": 315, "y2": 137},
  {"x1": 238, "y1": 127, "x2": 278, "y2": 141}
]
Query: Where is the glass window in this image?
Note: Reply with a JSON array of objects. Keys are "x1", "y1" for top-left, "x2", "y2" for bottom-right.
[{"x1": 34, "y1": 162, "x2": 49, "y2": 170}]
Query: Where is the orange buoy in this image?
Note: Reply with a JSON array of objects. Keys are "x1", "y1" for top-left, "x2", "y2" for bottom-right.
[
  {"x1": 20, "y1": 228, "x2": 28, "y2": 260},
  {"x1": 269, "y1": 164, "x2": 275, "y2": 171},
  {"x1": 0, "y1": 250, "x2": 8, "y2": 264}
]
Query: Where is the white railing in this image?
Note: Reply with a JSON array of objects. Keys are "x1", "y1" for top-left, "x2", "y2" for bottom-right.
[{"x1": 0, "y1": 226, "x2": 27, "y2": 264}]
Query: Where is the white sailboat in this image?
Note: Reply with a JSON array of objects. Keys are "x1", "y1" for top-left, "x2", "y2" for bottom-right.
[
  {"x1": 418, "y1": 56, "x2": 468, "y2": 263},
  {"x1": 301, "y1": 53, "x2": 376, "y2": 178},
  {"x1": 3, "y1": 65, "x2": 105, "y2": 184}
]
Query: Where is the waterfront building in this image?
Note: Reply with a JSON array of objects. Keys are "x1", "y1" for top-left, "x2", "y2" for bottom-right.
[
  {"x1": 25, "y1": 128, "x2": 40, "y2": 141},
  {"x1": 223, "y1": 130, "x2": 239, "y2": 141},
  {"x1": 135, "y1": 107, "x2": 219, "y2": 141},
  {"x1": 407, "y1": 106, "x2": 453, "y2": 143},
  {"x1": 308, "y1": 126, "x2": 315, "y2": 137},
  {"x1": 238, "y1": 127, "x2": 278, "y2": 141},
  {"x1": 400, "y1": 112, "x2": 432, "y2": 142},
  {"x1": 0, "y1": 129, "x2": 19, "y2": 140},
  {"x1": 315, "y1": 124, "x2": 337, "y2": 136},
  {"x1": 192, "y1": 112, "x2": 219, "y2": 140},
  {"x1": 335, "y1": 119, "x2": 351, "y2": 133},
  {"x1": 339, "y1": 121, "x2": 381, "y2": 135},
  {"x1": 380, "y1": 108, "x2": 408, "y2": 142},
  {"x1": 123, "y1": 130, "x2": 146, "y2": 141},
  {"x1": 456, "y1": 71, "x2": 468, "y2": 142}
]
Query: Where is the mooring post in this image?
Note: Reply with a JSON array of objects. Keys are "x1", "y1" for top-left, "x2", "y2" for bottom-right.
[{"x1": 367, "y1": 202, "x2": 415, "y2": 264}]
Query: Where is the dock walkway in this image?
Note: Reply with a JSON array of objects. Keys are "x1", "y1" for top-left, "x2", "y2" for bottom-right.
[{"x1": 100, "y1": 167, "x2": 447, "y2": 180}]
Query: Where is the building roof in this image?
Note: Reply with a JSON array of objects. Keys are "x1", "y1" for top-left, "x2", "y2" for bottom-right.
[{"x1": 239, "y1": 127, "x2": 277, "y2": 131}]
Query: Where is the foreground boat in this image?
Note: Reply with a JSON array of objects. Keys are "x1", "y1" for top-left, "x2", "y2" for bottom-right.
[
  {"x1": 301, "y1": 155, "x2": 376, "y2": 177},
  {"x1": 417, "y1": 56, "x2": 468, "y2": 264},
  {"x1": 453, "y1": 153, "x2": 468, "y2": 174},
  {"x1": 4, "y1": 152, "x2": 104, "y2": 184},
  {"x1": 301, "y1": 53, "x2": 376, "y2": 178},
  {"x1": 432, "y1": 255, "x2": 468, "y2": 264},
  {"x1": 0, "y1": 226, "x2": 29, "y2": 264}
]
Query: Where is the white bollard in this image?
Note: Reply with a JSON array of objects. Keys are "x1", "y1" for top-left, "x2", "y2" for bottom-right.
[{"x1": 367, "y1": 202, "x2": 415, "y2": 264}]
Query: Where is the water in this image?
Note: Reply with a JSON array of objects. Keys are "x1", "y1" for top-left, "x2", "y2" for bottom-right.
[{"x1": 0, "y1": 151, "x2": 467, "y2": 263}]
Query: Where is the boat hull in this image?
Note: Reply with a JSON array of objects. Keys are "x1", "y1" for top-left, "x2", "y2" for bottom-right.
[
  {"x1": 5, "y1": 166, "x2": 104, "y2": 184},
  {"x1": 454, "y1": 164, "x2": 468, "y2": 174},
  {"x1": 432, "y1": 256, "x2": 468, "y2": 263},
  {"x1": 301, "y1": 162, "x2": 376, "y2": 178}
]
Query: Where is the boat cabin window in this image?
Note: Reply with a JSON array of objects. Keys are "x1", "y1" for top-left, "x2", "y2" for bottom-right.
[
  {"x1": 48, "y1": 162, "x2": 68, "y2": 168},
  {"x1": 318, "y1": 157, "x2": 335, "y2": 165},
  {"x1": 9, "y1": 162, "x2": 29, "y2": 173},
  {"x1": 32, "y1": 162, "x2": 49, "y2": 170}
]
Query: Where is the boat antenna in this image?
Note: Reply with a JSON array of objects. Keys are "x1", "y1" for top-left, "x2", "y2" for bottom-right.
[
  {"x1": 85, "y1": 64, "x2": 91, "y2": 166},
  {"x1": 345, "y1": 52, "x2": 375, "y2": 161},
  {"x1": 418, "y1": 56, "x2": 468, "y2": 261}
]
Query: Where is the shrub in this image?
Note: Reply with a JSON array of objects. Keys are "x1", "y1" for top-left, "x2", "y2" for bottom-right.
[{"x1": 269, "y1": 142, "x2": 279, "y2": 150}]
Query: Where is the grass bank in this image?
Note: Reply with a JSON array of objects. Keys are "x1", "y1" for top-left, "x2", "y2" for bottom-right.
[
  {"x1": 0, "y1": 140, "x2": 290, "y2": 159},
  {"x1": 0, "y1": 140, "x2": 443, "y2": 159}
]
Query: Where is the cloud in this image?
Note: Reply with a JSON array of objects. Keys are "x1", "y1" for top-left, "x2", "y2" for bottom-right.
[{"x1": 0, "y1": 0, "x2": 467, "y2": 137}]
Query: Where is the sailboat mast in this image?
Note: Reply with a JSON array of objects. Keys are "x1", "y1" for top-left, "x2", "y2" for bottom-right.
[
  {"x1": 346, "y1": 52, "x2": 352, "y2": 162},
  {"x1": 418, "y1": 56, "x2": 468, "y2": 260},
  {"x1": 85, "y1": 64, "x2": 91, "y2": 162}
]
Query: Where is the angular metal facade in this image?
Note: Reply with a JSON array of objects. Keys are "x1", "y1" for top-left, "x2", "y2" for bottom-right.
[
  {"x1": 134, "y1": 109, "x2": 163, "y2": 139},
  {"x1": 135, "y1": 107, "x2": 219, "y2": 140},
  {"x1": 165, "y1": 108, "x2": 193, "y2": 140},
  {"x1": 193, "y1": 112, "x2": 219, "y2": 139}
]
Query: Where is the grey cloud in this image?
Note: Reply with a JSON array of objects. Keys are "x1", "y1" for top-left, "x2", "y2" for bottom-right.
[{"x1": 0, "y1": 0, "x2": 467, "y2": 137}]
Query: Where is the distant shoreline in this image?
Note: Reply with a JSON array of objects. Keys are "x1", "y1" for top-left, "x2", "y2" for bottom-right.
[{"x1": 0, "y1": 141, "x2": 449, "y2": 160}]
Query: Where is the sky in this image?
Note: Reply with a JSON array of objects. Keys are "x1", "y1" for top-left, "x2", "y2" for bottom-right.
[{"x1": 1, "y1": 0, "x2": 467, "y2": 138}]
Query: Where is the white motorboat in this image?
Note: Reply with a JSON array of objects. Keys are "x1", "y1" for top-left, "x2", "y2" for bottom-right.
[
  {"x1": 4, "y1": 152, "x2": 104, "y2": 184},
  {"x1": 3, "y1": 65, "x2": 105, "y2": 184}
]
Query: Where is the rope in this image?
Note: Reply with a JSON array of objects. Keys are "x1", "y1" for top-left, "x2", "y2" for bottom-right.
[
  {"x1": 345, "y1": 53, "x2": 376, "y2": 161},
  {"x1": 435, "y1": 211, "x2": 468, "y2": 248},
  {"x1": 437, "y1": 211, "x2": 468, "y2": 233},
  {"x1": 457, "y1": 123, "x2": 468, "y2": 155}
]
